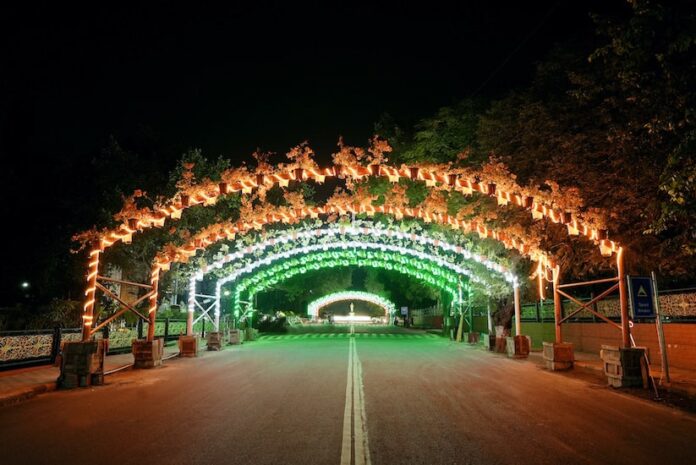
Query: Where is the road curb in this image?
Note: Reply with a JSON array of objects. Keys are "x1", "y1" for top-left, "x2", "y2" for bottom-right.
[
  {"x1": 575, "y1": 360, "x2": 696, "y2": 400},
  {"x1": 0, "y1": 381, "x2": 56, "y2": 408}
]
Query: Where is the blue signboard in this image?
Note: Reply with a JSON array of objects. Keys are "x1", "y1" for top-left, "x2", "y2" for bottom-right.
[{"x1": 627, "y1": 276, "x2": 655, "y2": 318}]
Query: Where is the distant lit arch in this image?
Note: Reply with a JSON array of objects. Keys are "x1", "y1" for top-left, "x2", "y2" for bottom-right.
[
  {"x1": 209, "y1": 245, "x2": 469, "y2": 327},
  {"x1": 307, "y1": 291, "x2": 396, "y2": 320}
]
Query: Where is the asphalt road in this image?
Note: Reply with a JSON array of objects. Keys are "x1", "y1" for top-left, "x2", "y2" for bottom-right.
[{"x1": 1, "y1": 330, "x2": 695, "y2": 465}]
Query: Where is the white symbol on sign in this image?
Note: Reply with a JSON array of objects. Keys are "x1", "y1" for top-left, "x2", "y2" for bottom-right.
[{"x1": 637, "y1": 285, "x2": 648, "y2": 297}]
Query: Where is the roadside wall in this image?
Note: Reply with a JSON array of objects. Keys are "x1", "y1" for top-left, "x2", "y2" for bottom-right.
[{"x1": 515, "y1": 322, "x2": 696, "y2": 370}]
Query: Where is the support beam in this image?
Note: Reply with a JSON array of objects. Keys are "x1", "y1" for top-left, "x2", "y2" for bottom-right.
[
  {"x1": 617, "y1": 248, "x2": 631, "y2": 348},
  {"x1": 552, "y1": 267, "x2": 562, "y2": 343},
  {"x1": 93, "y1": 283, "x2": 151, "y2": 327},
  {"x1": 96, "y1": 275, "x2": 154, "y2": 289},
  {"x1": 556, "y1": 285, "x2": 621, "y2": 329}
]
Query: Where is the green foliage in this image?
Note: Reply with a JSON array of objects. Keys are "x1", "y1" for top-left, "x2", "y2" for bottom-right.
[
  {"x1": 402, "y1": 179, "x2": 428, "y2": 206},
  {"x1": 21, "y1": 299, "x2": 82, "y2": 330},
  {"x1": 474, "y1": 0, "x2": 696, "y2": 277},
  {"x1": 167, "y1": 149, "x2": 231, "y2": 192},
  {"x1": 651, "y1": 130, "x2": 696, "y2": 258},
  {"x1": 365, "y1": 177, "x2": 392, "y2": 205},
  {"x1": 398, "y1": 99, "x2": 485, "y2": 164}
]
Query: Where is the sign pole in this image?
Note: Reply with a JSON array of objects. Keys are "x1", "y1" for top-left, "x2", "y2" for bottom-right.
[
  {"x1": 617, "y1": 249, "x2": 631, "y2": 348},
  {"x1": 651, "y1": 272, "x2": 670, "y2": 385}
]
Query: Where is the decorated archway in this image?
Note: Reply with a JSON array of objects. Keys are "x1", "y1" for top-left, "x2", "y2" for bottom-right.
[
  {"x1": 74, "y1": 140, "x2": 631, "y2": 352},
  {"x1": 306, "y1": 291, "x2": 397, "y2": 320}
]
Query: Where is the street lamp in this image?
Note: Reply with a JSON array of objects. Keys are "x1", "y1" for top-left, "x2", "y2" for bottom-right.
[{"x1": 20, "y1": 281, "x2": 30, "y2": 289}]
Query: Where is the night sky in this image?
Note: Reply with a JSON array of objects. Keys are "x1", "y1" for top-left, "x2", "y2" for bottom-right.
[{"x1": 0, "y1": 1, "x2": 626, "y2": 304}]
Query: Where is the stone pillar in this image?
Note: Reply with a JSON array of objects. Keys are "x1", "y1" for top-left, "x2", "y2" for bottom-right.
[
  {"x1": 58, "y1": 340, "x2": 105, "y2": 389},
  {"x1": 132, "y1": 338, "x2": 163, "y2": 368},
  {"x1": 600, "y1": 345, "x2": 648, "y2": 388},
  {"x1": 542, "y1": 341, "x2": 574, "y2": 371}
]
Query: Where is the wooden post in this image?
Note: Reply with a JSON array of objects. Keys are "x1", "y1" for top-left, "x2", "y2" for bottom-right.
[
  {"x1": 617, "y1": 248, "x2": 631, "y2": 348},
  {"x1": 552, "y1": 267, "x2": 562, "y2": 343},
  {"x1": 486, "y1": 298, "x2": 493, "y2": 333},
  {"x1": 514, "y1": 285, "x2": 521, "y2": 336},
  {"x1": 82, "y1": 246, "x2": 101, "y2": 341},
  {"x1": 147, "y1": 269, "x2": 160, "y2": 342},
  {"x1": 186, "y1": 310, "x2": 194, "y2": 336}
]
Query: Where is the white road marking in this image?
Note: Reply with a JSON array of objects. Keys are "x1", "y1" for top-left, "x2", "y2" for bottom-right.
[
  {"x1": 353, "y1": 339, "x2": 371, "y2": 465},
  {"x1": 340, "y1": 337, "x2": 354, "y2": 465},
  {"x1": 340, "y1": 337, "x2": 371, "y2": 465}
]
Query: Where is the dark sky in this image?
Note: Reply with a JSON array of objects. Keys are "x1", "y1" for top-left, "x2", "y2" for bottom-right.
[{"x1": 0, "y1": 1, "x2": 626, "y2": 304}]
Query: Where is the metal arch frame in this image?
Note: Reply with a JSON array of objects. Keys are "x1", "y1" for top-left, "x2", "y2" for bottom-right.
[
  {"x1": 306, "y1": 291, "x2": 397, "y2": 320},
  {"x1": 192, "y1": 223, "x2": 517, "y2": 284},
  {"x1": 186, "y1": 225, "x2": 519, "y2": 332},
  {"x1": 195, "y1": 246, "x2": 467, "y2": 333}
]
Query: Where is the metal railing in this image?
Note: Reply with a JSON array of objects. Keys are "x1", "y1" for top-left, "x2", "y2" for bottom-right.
[
  {"x1": 0, "y1": 327, "x2": 81, "y2": 369},
  {"x1": 0, "y1": 318, "x2": 213, "y2": 370}
]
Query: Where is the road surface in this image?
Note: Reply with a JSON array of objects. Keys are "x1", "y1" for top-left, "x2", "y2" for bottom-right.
[{"x1": 1, "y1": 330, "x2": 695, "y2": 465}]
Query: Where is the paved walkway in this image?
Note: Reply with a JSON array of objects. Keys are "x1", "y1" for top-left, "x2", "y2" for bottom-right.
[
  {"x1": 0, "y1": 345, "x2": 180, "y2": 406},
  {"x1": 528, "y1": 349, "x2": 696, "y2": 398}
]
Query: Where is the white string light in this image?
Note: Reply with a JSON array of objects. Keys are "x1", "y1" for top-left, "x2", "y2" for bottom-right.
[{"x1": 306, "y1": 291, "x2": 397, "y2": 319}]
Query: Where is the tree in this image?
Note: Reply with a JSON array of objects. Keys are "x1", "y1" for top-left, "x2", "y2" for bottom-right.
[{"x1": 395, "y1": 99, "x2": 487, "y2": 165}]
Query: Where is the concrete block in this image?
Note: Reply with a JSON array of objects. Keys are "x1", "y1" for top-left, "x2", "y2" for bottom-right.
[
  {"x1": 58, "y1": 340, "x2": 105, "y2": 389},
  {"x1": 495, "y1": 336, "x2": 508, "y2": 353},
  {"x1": 228, "y1": 329, "x2": 242, "y2": 345},
  {"x1": 207, "y1": 332, "x2": 224, "y2": 351},
  {"x1": 178, "y1": 335, "x2": 199, "y2": 357},
  {"x1": 481, "y1": 333, "x2": 495, "y2": 351},
  {"x1": 132, "y1": 339, "x2": 163, "y2": 368},
  {"x1": 543, "y1": 342, "x2": 574, "y2": 371},
  {"x1": 506, "y1": 335, "x2": 530, "y2": 358},
  {"x1": 600, "y1": 345, "x2": 648, "y2": 388}
]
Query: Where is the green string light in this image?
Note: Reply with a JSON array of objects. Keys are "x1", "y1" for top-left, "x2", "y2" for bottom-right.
[{"x1": 226, "y1": 248, "x2": 468, "y2": 315}]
